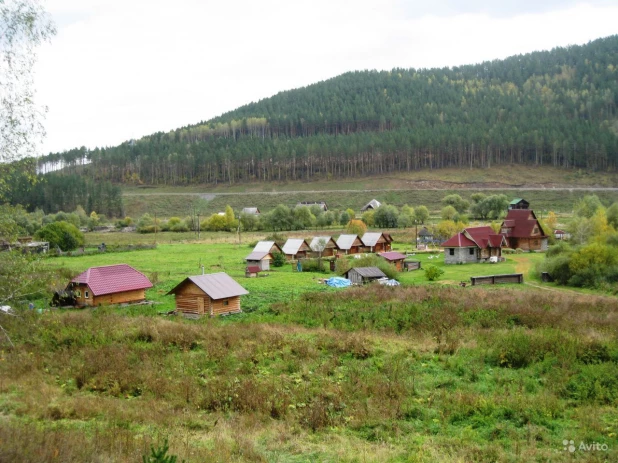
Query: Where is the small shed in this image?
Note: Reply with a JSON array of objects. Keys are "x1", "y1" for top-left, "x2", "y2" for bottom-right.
[
  {"x1": 282, "y1": 238, "x2": 311, "y2": 260},
  {"x1": 67, "y1": 264, "x2": 153, "y2": 307},
  {"x1": 245, "y1": 251, "x2": 272, "y2": 271},
  {"x1": 309, "y1": 236, "x2": 339, "y2": 257},
  {"x1": 168, "y1": 272, "x2": 249, "y2": 317},
  {"x1": 417, "y1": 227, "x2": 434, "y2": 244},
  {"x1": 336, "y1": 234, "x2": 363, "y2": 255},
  {"x1": 508, "y1": 198, "x2": 530, "y2": 210},
  {"x1": 344, "y1": 267, "x2": 387, "y2": 285},
  {"x1": 361, "y1": 199, "x2": 381, "y2": 212},
  {"x1": 404, "y1": 261, "x2": 421, "y2": 271},
  {"x1": 252, "y1": 241, "x2": 282, "y2": 255},
  {"x1": 361, "y1": 232, "x2": 392, "y2": 253},
  {"x1": 245, "y1": 266, "x2": 261, "y2": 278},
  {"x1": 378, "y1": 251, "x2": 407, "y2": 271}
]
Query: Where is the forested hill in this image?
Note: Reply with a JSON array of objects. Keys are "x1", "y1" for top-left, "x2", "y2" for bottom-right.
[{"x1": 41, "y1": 35, "x2": 618, "y2": 185}]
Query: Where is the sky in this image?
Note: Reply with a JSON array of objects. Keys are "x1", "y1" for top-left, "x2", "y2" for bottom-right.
[{"x1": 33, "y1": 0, "x2": 618, "y2": 155}]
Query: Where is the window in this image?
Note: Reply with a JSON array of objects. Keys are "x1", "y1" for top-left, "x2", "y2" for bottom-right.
[
  {"x1": 75, "y1": 290, "x2": 81, "y2": 298},
  {"x1": 449, "y1": 249, "x2": 454, "y2": 256},
  {"x1": 85, "y1": 291, "x2": 89, "y2": 299},
  {"x1": 469, "y1": 248, "x2": 475, "y2": 255},
  {"x1": 223, "y1": 300, "x2": 229, "y2": 306}
]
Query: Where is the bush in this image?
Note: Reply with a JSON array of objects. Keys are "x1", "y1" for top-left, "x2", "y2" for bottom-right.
[
  {"x1": 35, "y1": 221, "x2": 84, "y2": 251},
  {"x1": 271, "y1": 251, "x2": 286, "y2": 267},
  {"x1": 335, "y1": 257, "x2": 351, "y2": 275},
  {"x1": 300, "y1": 258, "x2": 327, "y2": 273},
  {"x1": 349, "y1": 254, "x2": 397, "y2": 280},
  {"x1": 424, "y1": 265, "x2": 444, "y2": 281}
]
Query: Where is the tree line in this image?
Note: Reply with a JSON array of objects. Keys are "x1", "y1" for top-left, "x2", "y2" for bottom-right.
[{"x1": 37, "y1": 35, "x2": 618, "y2": 185}]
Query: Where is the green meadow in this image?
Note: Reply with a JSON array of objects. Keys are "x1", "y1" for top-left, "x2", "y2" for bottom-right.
[{"x1": 1, "y1": 234, "x2": 617, "y2": 462}]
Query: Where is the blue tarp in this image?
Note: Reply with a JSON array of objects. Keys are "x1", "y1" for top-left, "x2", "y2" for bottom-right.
[{"x1": 325, "y1": 277, "x2": 351, "y2": 288}]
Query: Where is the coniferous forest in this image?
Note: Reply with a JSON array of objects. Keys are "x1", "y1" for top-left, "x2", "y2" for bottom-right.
[{"x1": 39, "y1": 36, "x2": 618, "y2": 186}]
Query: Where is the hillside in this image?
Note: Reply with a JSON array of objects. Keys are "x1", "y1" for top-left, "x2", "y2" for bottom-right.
[{"x1": 39, "y1": 35, "x2": 618, "y2": 187}]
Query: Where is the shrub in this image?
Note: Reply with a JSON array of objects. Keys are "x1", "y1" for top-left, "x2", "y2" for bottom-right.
[
  {"x1": 424, "y1": 265, "x2": 444, "y2": 281},
  {"x1": 35, "y1": 221, "x2": 84, "y2": 251},
  {"x1": 335, "y1": 257, "x2": 351, "y2": 275},
  {"x1": 300, "y1": 258, "x2": 327, "y2": 273},
  {"x1": 271, "y1": 251, "x2": 286, "y2": 267}
]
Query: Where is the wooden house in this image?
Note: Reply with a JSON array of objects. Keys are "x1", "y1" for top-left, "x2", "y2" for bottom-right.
[
  {"x1": 282, "y1": 238, "x2": 311, "y2": 260},
  {"x1": 245, "y1": 266, "x2": 261, "y2": 278},
  {"x1": 245, "y1": 241, "x2": 282, "y2": 270},
  {"x1": 360, "y1": 232, "x2": 392, "y2": 253},
  {"x1": 167, "y1": 272, "x2": 248, "y2": 318},
  {"x1": 296, "y1": 201, "x2": 328, "y2": 211},
  {"x1": 67, "y1": 264, "x2": 153, "y2": 307},
  {"x1": 336, "y1": 234, "x2": 364, "y2": 255},
  {"x1": 500, "y1": 209, "x2": 548, "y2": 251},
  {"x1": 241, "y1": 207, "x2": 260, "y2": 215},
  {"x1": 508, "y1": 198, "x2": 530, "y2": 210},
  {"x1": 378, "y1": 251, "x2": 407, "y2": 271},
  {"x1": 361, "y1": 199, "x2": 381, "y2": 212},
  {"x1": 345, "y1": 267, "x2": 387, "y2": 284},
  {"x1": 442, "y1": 226, "x2": 505, "y2": 264},
  {"x1": 554, "y1": 229, "x2": 570, "y2": 240},
  {"x1": 309, "y1": 236, "x2": 339, "y2": 257}
]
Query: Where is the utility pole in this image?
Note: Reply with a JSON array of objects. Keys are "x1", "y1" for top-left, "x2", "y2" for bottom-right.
[
  {"x1": 154, "y1": 213, "x2": 157, "y2": 245},
  {"x1": 197, "y1": 213, "x2": 201, "y2": 240},
  {"x1": 237, "y1": 215, "x2": 241, "y2": 244}
]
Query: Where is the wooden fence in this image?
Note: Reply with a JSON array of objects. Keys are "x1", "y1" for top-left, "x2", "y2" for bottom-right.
[{"x1": 470, "y1": 274, "x2": 523, "y2": 286}]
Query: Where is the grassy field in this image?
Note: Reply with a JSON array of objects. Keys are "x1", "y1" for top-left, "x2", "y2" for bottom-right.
[{"x1": 1, "y1": 233, "x2": 617, "y2": 462}]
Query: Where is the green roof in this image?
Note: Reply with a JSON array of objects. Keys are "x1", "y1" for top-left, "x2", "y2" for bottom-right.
[{"x1": 509, "y1": 198, "x2": 524, "y2": 204}]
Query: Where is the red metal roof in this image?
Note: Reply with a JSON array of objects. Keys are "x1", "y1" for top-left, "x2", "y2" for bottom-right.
[
  {"x1": 71, "y1": 264, "x2": 153, "y2": 296},
  {"x1": 442, "y1": 232, "x2": 476, "y2": 247},
  {"x1": 379, "y1": 251, "x2": 407, "y2": 261},
  {"x1": 246, "y1": 266, "x2": 261, "y2": 273},
  {"x1": 502, "y1": 210, "x2": 547, "y2": 238}
]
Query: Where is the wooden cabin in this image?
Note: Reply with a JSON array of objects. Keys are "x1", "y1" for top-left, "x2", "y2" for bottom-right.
[
  {"x1": 282, "y1": 238, "x2": 311, "y2": 260},
  {"x1": 508, "y1": 198, "x2": 530, "y2": 210},
  {"x1": 378, "y1": 251, "x2": 407, "y2": 271},
  {"x1": 360, "y1": 232, "x2": 392, "y2": 253},
  {"x1": 345, "y1": 267, "x2": 387, "y2": 285},
  {"x1": 245, "y1": 266, "x2": 261, "y2": 278},
  {"x1": 361, "y1": 199, "x2": 381, "y2": 212},
  {"x1": 500, "y1": 209, "x2": 548, "y2": 251},
  {"x1": 309, "y1": 236, "x2": 339, "y2": 257},
  {"x1": 66, "y1": 264, "x2": 153, "y2": 307},
  {"x1": 245, "y1": 241, "x2": 282, "y2": 270},
  {"x1": 336, "y1": 234, "x2": 364, "y2": 255},
  {"x1": 168, "y1": 272, "x2": 249, "y2": 318}
]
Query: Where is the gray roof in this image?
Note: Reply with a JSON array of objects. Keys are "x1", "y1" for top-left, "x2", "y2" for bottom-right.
[
  {"x1": 242, "y1": 207, "x2": 260, "y2": 215},
  {"x1": 361, "y1": 199, "x2": 381, "y2": 211},
  {"x1": 168, "y1": 272, "x2": 249, "y2": 299},
  {"x1": 347, "y1": 267, "x2": 386, "y2": 278},
  {"x1": 336, "y1": 234, "x2": 360, "y2": 250},
  {"x1": 282, "y1": 238, "x2": 309, "y2": 255},
  {"x1": 253, "y1": 241, "x2": 276, "y2": 253},
  {"x1": 245, "y1": 251, "x2": 270, "y2": 261},
  {"x1": 418, "y1": 227, "x2": 433, "y2": 236},
  {"x1": 361, "y1": 232, "x2": 384, "y2": 247},
  {"x1": 310, "y1": 236, "x2": 335, "y2": 252}
]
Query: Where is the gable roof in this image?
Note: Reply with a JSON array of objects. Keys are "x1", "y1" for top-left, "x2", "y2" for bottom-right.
[
  {"x1": 282, "y1": 238, "x2": 310, "y2": 255},
  {"x1": 379, "y1": 251, "x2": 407, "y2": 261},
  {"x1": 309, "y1": 236, "x2": 338, "y2": 252},
  {"x1": 167, "y1": 273, "x2": 249, "y2": 299},
  {"x1": 245, "y1": 251, "x2": 270, "y2": 261},
  {"x1": 509, "y1": 198, "x2": 525, "y2": 205},
  {"x1": 441, "y1": 232, "x2": 477, "y2": 248},
  {"x1": 296, "y1": 201, "x2": 328, "y2": 211},
  {"x1": 346, "y1": 267, "x2": 387, "y2": 278},
  {"x1": 502, "y1": 210, "x2": 547, "y2": 238},
  {"x1": 361, "y1": 199, "x2": 381, "y2": 211},
  {"x1": 361, "y1": 232, "x2": 387, "y2": 247},
  {"x1": 245, "y1": 265, "x2": 261, "y2": 273},
  {"x1": 336, "y1": 234, "x2": 363, "y2": 250},
  {"x1": 418, "y1": 227, "x2": 433, "y2": 236},
  {"x1": 71, "y1": 264, "x2": 153, "y2": 296},
  {"x1": 252, "y1": 241, "x2": 281, "y2": 253},
  {"x1": 241, "y1": 207, "x2": 260, "y2": 215}
]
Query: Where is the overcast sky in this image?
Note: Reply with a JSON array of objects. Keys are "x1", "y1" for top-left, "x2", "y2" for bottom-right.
[{"x1": 34, "y1": 0, "x2": 618, "y2": 155}]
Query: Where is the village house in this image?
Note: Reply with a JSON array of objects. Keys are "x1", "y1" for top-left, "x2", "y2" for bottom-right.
[
  {"x1": 282, "y1": 238, "x2": 311, "y2": 260},
  {"x1": 241, "y1": 207, "x2": 261, "y2": 215},
  {"x1": 360, "y1": 232, "x2": 392, "y2": 253},
  {"x1": 345, "y1": 267, "x2": 387, "y2": 284},
  {"x1": 309, "y1": 236, "x2": 339, "y2": 257},
  {"x1": 378, "y1": 251, "x2": 407, "y2": 271},
  {"x1": 508, "y1": 198, "x2": 530, "y2": 210},
  {"x1": 245, "y1": 241, "x2": 282, "y2": 270},
  {"x1": 296, "y1": 201, "x2": 328, "y2": 211},
  {"x1": 336, "y1": 234, "x2": 364, "y2": 255},
  {"x1": 361, "y1": 199, "x2": 381, "y2": 212},
  {"x1": 417, "y1": 227, "x2": 434, "y2": 244},
  {"x1": 66, "y1": 264, "x2": 153, "y2": 307},
  {"x1": 500, "y1": 209, "x2": 548, "y2": 251},
  {"x1": 167, "y1": 272, "x2": 248, "y2": 318},
  {"x1": 442, "y1": 226, "x2": 506, "y2": 264}
]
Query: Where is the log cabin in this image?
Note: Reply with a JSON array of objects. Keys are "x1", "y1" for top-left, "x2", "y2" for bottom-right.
[
  {"x1": 67, "y1": 264, "x2": 153, "y2": 307},
  {"x1": 167, "y1": 272, "x2": 249, "y2": 318},
  {"x1": 336, "y1": 234, "x2": 364, "y2": 255}
]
